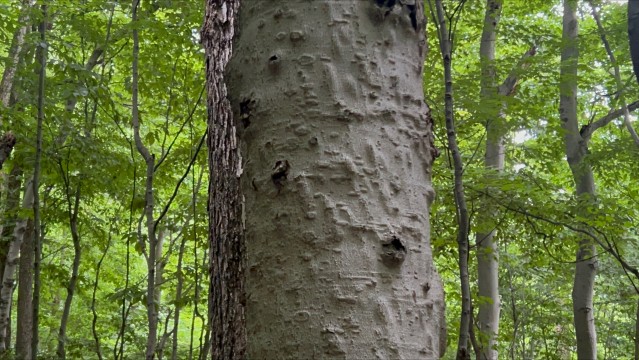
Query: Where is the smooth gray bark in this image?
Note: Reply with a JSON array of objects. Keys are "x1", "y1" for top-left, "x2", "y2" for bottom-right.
[
  {"x1": 227, "y1": 1, "x2": 445, "y2": 358},
  {"x1": 476, "y1": 2, "x2": 502, "y2": 359},
  {"x1": 560, "y1": 1, "x2": 597, "y2": 358}
]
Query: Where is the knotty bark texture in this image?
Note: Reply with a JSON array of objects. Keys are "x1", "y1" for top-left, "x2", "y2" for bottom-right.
[
  {"x1": 202, "y1": 0, "x2": 246, "y2": 358},
  {"x1": 226, "y1": 1, "x2": 445, "y2": 358}
]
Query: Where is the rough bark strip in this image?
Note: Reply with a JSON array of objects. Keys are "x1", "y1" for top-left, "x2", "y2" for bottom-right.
[
  {"x1": 0, "y1": 133, "x2": 16, "y2": 170},
  {"x1": 560, "y1": 1, "x2": 598, "y2": 358},
  {"x1": 202, "y1": 0, "x2": 246, "y2": 358}
]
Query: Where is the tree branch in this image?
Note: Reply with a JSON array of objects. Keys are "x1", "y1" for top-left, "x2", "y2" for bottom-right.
[
  {"x1": 580, "y1": 100, "x2": 639, "y2": 139},
  {"x1": 498, "y1": 46, "x2": 537, "y2": 96}
]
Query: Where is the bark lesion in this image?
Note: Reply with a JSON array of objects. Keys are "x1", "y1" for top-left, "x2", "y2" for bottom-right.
[
  {"x1": 271, "y1": 159, "x2": 290, "y2": 194},
  {"x1": 372, "y1": 0, "x2": 423, "y2": 33},
  {"x1": 381, "y1": 235, "x2": 407, "y2": 267}
]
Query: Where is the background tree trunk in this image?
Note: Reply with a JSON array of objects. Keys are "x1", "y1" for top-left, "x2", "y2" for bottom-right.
[
  {"x1": 31, "y1": 3, "x2": 48, "y2": 356},
  {"x1": 560, "y1": 1, "x2": 598, "y2": 358},
  {"x1": 225, "y1": 1, "x2": 446, "y2": 358},
  {"x1": 0, "y1": 179, "x2": 33, "y2": 352},
  {"x1": 56, "y1": 185, "x2": 81, "y2": 359},
  {"x1": 430, "y1": 1, "x2": 472, "y2": 358},
  {"x1": 16, "y1": 214, "x2": 33, "y2": 359},
  {"x1": 476, "y1": 2, "x2": 503, "y2": 359},
  {"x1": 628, "y1": 0, "x2": 639, "y2": 85},
  {"x1": 0, "y1": 0, "x2": 33, "y2": 107}
]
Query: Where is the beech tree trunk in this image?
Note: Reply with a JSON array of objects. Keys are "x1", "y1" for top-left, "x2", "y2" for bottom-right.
[
  {"x1": 219, "y1": 0, "x2": 446, "y2": 358},
  {"x1": 476, "y1": 2, "x2": 503, "y2": 359},
  {"x1": 560, "y1": 1, "x2": 597, "y2": 358}
]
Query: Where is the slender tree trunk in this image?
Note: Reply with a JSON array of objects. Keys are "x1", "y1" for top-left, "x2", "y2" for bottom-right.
[
  {"x1": 629, "y1": 0, "x2": 639, "y2": 85},
  {"x1": 31, "y1": 3, "x2": 47, "y2": 356},
  {"x1": 131, "y1": 1, "x2": 159, "y2": 358},
  {"x1": 16, "y1": 205, "x2": 33, "y2": 359},
  {"x1": 56, "y1": 186, "x2": 81, "y2": 359},
  {"x1": 90, "y1": 229, "x2": 111, "y2": 360},
  {"x1": 430, "y1": 1, "x2": 471, "y2": 358},
  {"x1": 115, "y1": 169, "x2": 137, "y2": 360},
  {"x1": 560, "y1": 1, "x2": 597, "y2": 358},
  {"x1": 589, "y1": 1, "x2": 639, "y2": 146},
  {"x1": 202, "y1": 0, "x2": 245, "y2": 358},
  {"x1": 635, "y1": 297, "x2": 639, "y2": 360},
  {"x1": 0, "y1": 179, "x2": 33, "y2": 352},
  {"x1": 172, "y1": 171, "x2": 202, "y2": 360},
  {"x1": 219, "y1": 0, "x2": 446, "y2": 358},
  {"x1": 171, "y1": 232, "x2": 186, "y2": 360},
  {"x1": 0, "y1": 0, "x2": 34, "y2": 107},
  {"x1": 475, "y1": 2, "x2": 502, "y2": 359}
]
